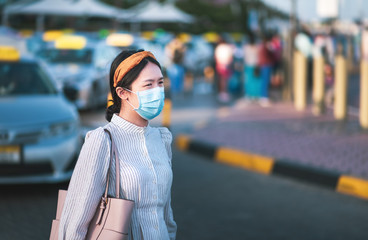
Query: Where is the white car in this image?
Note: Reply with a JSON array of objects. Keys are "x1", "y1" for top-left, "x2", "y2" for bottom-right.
[
  {"x1": 0, "y1": 47, "x2": 81, "y2": 184},
  {"x1": 38, "y1": 35, "x2": 119, "y2": 110}
]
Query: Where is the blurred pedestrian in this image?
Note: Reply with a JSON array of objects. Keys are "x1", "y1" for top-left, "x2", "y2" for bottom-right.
[
  {"x1": 294, "y1": 25, "x2": 314, "y2": 89},
  {"x1": 243, "y1": 33, "x2": 262, "y2": 99},
  {"x1": 228, "y1": 40, "x2": 244, "y2": 97},
  {"x1": 214, "y1": 37, "x2": 234, "y2": 103},
  {"x1": 165, "y1": 35, "x2": 186, "y2": 96},
  {"x1": 58, "y1": 50, "x2": 177, "y2": 240},
  {"x1": 361, "y1": 26, "x2": 368, "y2": 61},
  {"x1": 269, "y1": 32, "x2": 283, "y2": 89},
  {"x1": 312, "y1": 32, "x2": 335, "y2": 107},
  {"x1": 258, "y1": 34, "x2": 274, "y2": 106}
]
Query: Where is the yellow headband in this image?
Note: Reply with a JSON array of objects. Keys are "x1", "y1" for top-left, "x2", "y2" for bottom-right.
[{"x1": 113, "y1": 51, "x2": 157, "y2": 87}]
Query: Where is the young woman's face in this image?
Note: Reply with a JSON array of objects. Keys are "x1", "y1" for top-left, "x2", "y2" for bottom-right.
[{"x1": 127, "y1": 61, "x2": 164, "y2": 107}]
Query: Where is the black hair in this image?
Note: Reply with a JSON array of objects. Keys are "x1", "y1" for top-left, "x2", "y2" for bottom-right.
[{"x1": 105, "y1": 49, "x2": 161, "y2": 122}]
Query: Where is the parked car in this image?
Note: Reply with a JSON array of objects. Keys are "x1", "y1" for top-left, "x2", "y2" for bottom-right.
[
  {"x1": 37, "y1": 34, "x2": 119, "y2": 110},
  {"x1": 0, "y1": 46, "x2": 81, "y2": 184}
]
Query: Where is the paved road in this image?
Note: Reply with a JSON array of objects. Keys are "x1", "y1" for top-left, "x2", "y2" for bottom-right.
[
  {"x1": 1, "y1": 89, "x2": 367, "y2": 240},
  {"x1": 171, "y1": 148, "x2": 368, "y2": 240},
  {"x1": 1, "y1": 147, "x2": 367, "y2": 240}
]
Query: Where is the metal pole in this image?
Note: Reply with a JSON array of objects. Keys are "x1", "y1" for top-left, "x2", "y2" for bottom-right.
[
  {"x1": 293, "y1": 51, "x2": 307, "y2": 111},
  {"x1": 285, "y1": 0, "x2": 297, "y2": 101},
  {"x1": 360, "y1": 60, "x2": 368, "y2": 129},
  {"x1": 334, "y1": 55, "x2": 348, "y2": 120},
  {"x1": 312, "y1": 56, "x2": 325, "y2": 115}
]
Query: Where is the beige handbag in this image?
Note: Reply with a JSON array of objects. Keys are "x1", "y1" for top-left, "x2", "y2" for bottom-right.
[{"x1": 49, "y1": 129, "x2": 135, "y2": 240}]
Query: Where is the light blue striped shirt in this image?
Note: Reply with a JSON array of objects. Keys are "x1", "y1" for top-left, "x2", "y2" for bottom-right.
[{"x1": 59, "y1": 114, "x2": 177, "y2": 240}]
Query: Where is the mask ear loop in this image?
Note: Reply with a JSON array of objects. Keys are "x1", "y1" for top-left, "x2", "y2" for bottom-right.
[{"x1": 123, "y1": 88, "x2": 139, "y2": 110}]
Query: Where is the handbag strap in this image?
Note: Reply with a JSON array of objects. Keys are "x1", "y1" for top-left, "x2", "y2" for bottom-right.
[{"x1": 104, "y1": 129, "x2": 120, "y2": 199}]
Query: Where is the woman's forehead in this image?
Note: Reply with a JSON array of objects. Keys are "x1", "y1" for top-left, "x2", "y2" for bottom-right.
[{"x1": 136, "y1": 62, "x2": 163, "y2": 81}]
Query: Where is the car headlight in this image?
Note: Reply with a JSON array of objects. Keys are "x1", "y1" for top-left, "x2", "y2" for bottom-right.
[{"x1": 43, "y1": 121, "x2": 78, "y2": 138}]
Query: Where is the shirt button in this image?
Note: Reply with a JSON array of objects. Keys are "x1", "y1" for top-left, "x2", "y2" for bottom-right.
[
  {"x1": 153, "y1": 195, "x2": 157, "y2": 199},
  {"x1": 153, "y1": 180, "x2": 157, "y2": 184},
  {"x1": 154, "y1": 226, "x2": 158, "y2": 230}
]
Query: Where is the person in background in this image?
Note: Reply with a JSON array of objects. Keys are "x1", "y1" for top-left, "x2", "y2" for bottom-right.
[
  {"x1": 269, "y1": 32, "x2": 283, "y2": 89},
  {"x1": 243, "y1": 33, "x2": 262, "y2": 100},
  {"x1": 214, "y1": 37, "x2": 234, "y2": 103},
  {"x1": 258, "y1": 33, "x2": 274, "y2": 106},
  {"x1": 165, "y1": 36, "x2": 186, "y2": 97}
]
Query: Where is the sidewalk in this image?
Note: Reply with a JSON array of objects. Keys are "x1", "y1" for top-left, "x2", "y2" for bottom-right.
[{"x1": 176, "y1": 99, "x2": 368, "y2": 200}]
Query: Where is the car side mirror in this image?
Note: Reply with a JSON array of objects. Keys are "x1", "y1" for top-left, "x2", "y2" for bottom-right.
[{"x1": 63, "y1": 86, "x2": 78, "y2": 102}]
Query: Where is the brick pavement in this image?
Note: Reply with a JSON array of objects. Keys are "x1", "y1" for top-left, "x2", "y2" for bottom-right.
[{"x1": 186, "y1": 99, "x2": 368, "y2": 180}]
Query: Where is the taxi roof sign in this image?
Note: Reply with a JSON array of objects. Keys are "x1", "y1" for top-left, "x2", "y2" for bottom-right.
[
  {"x1": 55, "y1": 35, "x2": 87, "y2": 50},
  {"x1": 43, "y1": 30, "x2": 64, "y2": 42},
  {"x1": 178, "y1": 33, "x2": 191, "y2": 43},
  {"x1": 141, "y1": 31, "x2": 154, "y2": 40},
  {"x1": 203, "y1": 32, "x2": 220, "y2": 43},
  {"x1": 0, "y1": 46, "x2": 20, "y2": 62},
  {"x1": 106, "y1": 33, "x2": 134, "y2": 47}
]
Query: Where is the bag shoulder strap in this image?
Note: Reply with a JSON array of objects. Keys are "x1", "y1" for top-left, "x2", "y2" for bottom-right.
[{"x1": 104, "y1": 129, "x2": 120, "y2": 199}]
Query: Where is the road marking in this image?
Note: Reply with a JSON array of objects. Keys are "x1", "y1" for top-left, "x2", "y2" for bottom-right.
[
  {"x1": 337, "y1": 176, "x2": 368, "y2": 199},
  {"x1": 216, "y1": 147, "x2": 274, "y2": 175}
]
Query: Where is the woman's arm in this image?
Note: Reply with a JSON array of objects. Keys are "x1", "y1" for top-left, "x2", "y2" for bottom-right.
[
  {"x1": 164, "y1": 194, "x2": 177, "y2": 240},
  {"x1": 58, "y1": 127, "x2": 110, "y2": 240},
  {"x1": 159, "y1": 127, "x2": 177, "y2": 239}
]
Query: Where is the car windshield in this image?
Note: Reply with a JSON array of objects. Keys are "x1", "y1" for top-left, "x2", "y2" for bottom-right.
[
  {"x1": 38, "y1": 48, "x2": 93, "y2": 64},
  {"x1": 0, "y1": 62, "x2": 57, "y2": 96}
]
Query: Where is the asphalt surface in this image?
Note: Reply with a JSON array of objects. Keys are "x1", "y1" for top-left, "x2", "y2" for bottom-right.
[
  {"x1": 171, "y1": 148, "x2": 368, "y2": 240},
  {"x1": 1, "y1": 83, "x2": 367, "y2": 240},
  {"x1": 1, "y1": 147, "x2": 367, "y2": 240}
]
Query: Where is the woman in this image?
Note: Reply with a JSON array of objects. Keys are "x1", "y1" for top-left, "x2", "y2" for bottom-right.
[{"x1": 59, "y1": 50, "x2": 177, "y2": 240}]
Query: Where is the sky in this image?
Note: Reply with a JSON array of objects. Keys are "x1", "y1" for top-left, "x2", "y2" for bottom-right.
[{"x1": 262, "y1": 0, "x2": 368, "y2": 22}]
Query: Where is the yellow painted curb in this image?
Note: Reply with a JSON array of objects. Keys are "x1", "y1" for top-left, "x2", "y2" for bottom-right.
[
  {"x1": 176, "y1": 135, "x2": 190, "y2": 151},
  {"x1": 215, "y1": 147, "x2": 274, "y2": 175},
  {"x1": 336, "y1": 176, "x2": 368, "y2": 200}
]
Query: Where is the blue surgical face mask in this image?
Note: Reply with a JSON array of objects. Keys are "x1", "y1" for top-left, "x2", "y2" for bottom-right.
[{"x1": 125, "y1": 87, "x2": 165, "y2": 120}]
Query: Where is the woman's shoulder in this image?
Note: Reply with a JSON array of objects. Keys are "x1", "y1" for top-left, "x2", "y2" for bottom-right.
[
  {"x1": 156, "y1": 127, "x2": 173, "y2": 143},
  {"x1": 84, "y1": 122, "x2": 116, "y2": 140},
  {"x1": 85, "y1": 127, "x2": 106, "y2": 140}
]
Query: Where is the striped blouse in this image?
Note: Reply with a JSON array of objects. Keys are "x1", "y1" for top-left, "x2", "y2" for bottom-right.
[{"x1": 58, "y1": 114, "x2": 177, "y2": 240}]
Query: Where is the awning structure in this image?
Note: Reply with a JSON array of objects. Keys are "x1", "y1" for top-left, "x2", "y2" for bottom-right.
[
  {"x1": 120, "y1": 1, "x2": 195, "y2": 23},
  {"x1": 3, "y1": 0, "x2": 132, "y2": 31}
]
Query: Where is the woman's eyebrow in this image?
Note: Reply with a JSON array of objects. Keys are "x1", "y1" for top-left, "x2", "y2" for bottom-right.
[{"x1": 143, "y1": 77, "x2": 164, "y2": 82}]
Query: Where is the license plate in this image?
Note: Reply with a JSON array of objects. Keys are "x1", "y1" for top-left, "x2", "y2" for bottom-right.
[{"x1": 0, "y1": 146, "x2": 20, "y2": 164}]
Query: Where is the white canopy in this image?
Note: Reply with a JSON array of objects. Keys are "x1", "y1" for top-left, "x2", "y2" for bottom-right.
[
  {"x1": 4, "y1": 0, "x2": 126, "y2": 18},
  {"x1": 121, "y1": 1, "x2": 194, "y2": 23},
  {"x1": 3, "y1": 0, "x2": 132, "y2": 31}
]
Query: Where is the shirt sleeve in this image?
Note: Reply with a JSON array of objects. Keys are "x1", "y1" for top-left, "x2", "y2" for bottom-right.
[
  {"x1": 58, "y1": 127, "x2": 110, "y2": 240},
  {"x1": 164, "y1": 194, "x2": 177, "y2": 240},
  {"x1": 158, "y1": 127, "x2": 173, "y2": 164},
  {"x1": 159, "y1": 127, "x2": 177, "y2": 239}
]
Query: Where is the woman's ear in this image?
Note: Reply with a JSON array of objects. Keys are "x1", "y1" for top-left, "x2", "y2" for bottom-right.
[{"x1": 116, "y1": 87, "x2": 129, "y2": 100}]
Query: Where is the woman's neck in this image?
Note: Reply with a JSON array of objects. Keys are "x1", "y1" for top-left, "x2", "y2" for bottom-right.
[{"x1": 118, "y1": 108, "x2": 148, "y2": 127}]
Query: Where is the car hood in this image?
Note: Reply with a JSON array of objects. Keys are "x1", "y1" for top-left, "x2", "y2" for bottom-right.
[{"x1": 0, "y1": 95, "x2": 79, "y2": 128}]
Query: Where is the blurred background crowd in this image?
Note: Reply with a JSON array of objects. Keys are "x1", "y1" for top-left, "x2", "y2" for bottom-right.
[{"x1": 1, "y1": 0, "x2": 367, "y2": 107}]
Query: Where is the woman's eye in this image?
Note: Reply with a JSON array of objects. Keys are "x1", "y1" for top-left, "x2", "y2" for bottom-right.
[
  {"x1": 159, "y1": 81, "x2": 164, "y2": 85},
  {"x1": 145, "y1": 83, "x2": 152, "y2": 87}
]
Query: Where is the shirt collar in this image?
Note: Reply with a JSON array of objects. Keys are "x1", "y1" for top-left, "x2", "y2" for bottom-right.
[{"x1": 111, "y1": 114, "x2": 150, "y2": 134}]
